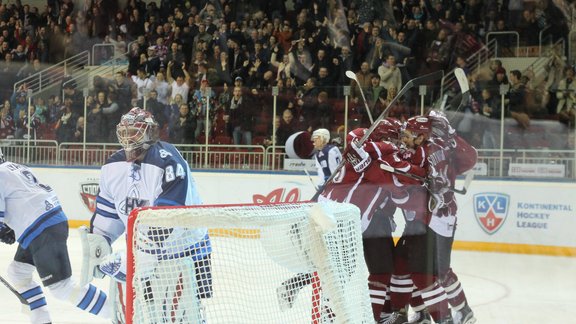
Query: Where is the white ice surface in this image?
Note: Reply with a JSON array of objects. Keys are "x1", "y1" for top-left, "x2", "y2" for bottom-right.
[{"x1": 0, "y1": 230, "x2": 574, "y2": 324}]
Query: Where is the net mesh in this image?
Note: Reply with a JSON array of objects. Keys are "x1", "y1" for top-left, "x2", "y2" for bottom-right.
[{"x1": 127, "y1": 201, "x2": 372, "y2": 324}]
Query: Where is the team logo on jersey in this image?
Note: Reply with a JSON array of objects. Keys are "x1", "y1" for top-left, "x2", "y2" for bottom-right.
[
  {"x1": 473, "y1": 193, "x2": 510, "y2": 234},
  {"x1": 80, "y1": 182, "x2": 100, "y2": 213}
]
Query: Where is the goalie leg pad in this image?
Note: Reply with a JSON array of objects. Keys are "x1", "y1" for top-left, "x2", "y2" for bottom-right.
[{"x1": 79, "y1": 226, "x2": 112, "y2": 286}]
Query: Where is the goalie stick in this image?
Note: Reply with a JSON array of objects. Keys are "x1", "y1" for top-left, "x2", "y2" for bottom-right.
[
  {"x1": 311, "y1": 70, "x2": 444, "y2": 202},
  {"x1": 346, "y1": 70, "x2": 374, "y2": 124},
  {"x1": 0, "y1": 275, "x2": 28, "y2": 305}
]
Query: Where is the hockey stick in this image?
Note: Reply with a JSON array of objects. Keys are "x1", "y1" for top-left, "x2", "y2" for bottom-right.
[
  {"x1": 346, "y1": 70, "x2": 374, "y2": 123},
  {"x1": 304, "y1": 169, "x2": 319, "y2": 191},
  {"x1": 453, "y1": 68, "x2": 471, "y2": 111},
  {"x1": 455, "y1": 170, "x2": 474, "y2": 195},
  {"x1": 0, "y1": 275, "x2": 28, "y2": 305},
  {"x1": 378, "y1": 164, "x2": 469, "y2": 195},
  {"x1": 311, "y1": 70, "x2": 444, "y2": 201}
]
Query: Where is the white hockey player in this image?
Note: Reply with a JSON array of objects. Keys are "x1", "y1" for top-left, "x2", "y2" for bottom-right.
[
  {"x1": 311, "y1": 128, "x2": 342, "y2": 186},
  {"x1": 0, "y1": 148, "x2": 111, "y2": 323},
  {"x1": 85, "y1": 107, "x2": 211, "y2": 322}
]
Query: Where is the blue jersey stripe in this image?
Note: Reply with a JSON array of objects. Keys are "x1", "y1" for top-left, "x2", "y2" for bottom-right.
[
  {"x1": 140, "y1": 234, "x2": 212, "y2": 261},
  {"x1": 96, "y1": 196, "x2": 115, "y2": 209},
  {"x1": 89, "y1": 291, "x2": 107, "y2": 315},
  {"x1": 29, "y1": 297, "x2": 47, "y2": 310},
  {"x1": 21, "y1": 286, "x2": 42, "y2": 299},
  {"x1": 18, "y1": 208, "x2": 67, "y2": 249},
  {"x1": 78, "y1": 285, "x2": 97, "y2": 310},
  {"x1": 95, "y1": 207, "x2": 120, "y2": 219}
]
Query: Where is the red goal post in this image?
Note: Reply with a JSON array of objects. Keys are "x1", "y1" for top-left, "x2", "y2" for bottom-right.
[{"x1": 126, "y1": 201, "x2": 372, "y2": 324}]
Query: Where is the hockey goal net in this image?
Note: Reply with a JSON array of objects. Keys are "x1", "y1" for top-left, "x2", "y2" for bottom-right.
[{"x1": 126, "y1": 201, "x2": 372, "y2": 324}]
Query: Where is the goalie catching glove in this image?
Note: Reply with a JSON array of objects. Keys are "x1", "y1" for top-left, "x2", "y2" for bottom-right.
[
  {"x1": 344, "y1": 140, "x2": 372, "y2": 172},
  {"x1": 0, "y1": 222, "x2": 15, "y2": 245},
  {"x1": 98, "y1": 252, "x2": 127, "y2": 283}
]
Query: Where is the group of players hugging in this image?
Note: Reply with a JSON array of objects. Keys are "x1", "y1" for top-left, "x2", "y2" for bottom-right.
[{"x1": 313, "y1": 110, "x2": 477, "y2": 324}]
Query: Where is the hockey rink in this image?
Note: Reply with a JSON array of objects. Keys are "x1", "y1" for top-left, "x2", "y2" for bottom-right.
[{"x1": 0, "y1": 230, "x2": 574, "y2": 324}]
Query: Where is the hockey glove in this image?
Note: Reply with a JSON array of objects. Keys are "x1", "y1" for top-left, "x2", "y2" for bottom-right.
[
  {"x1": 0, "y1": 222, "x2": 15, "y2": 245},
  {"x1": 344, "y1": 140, "x2": 372, "y2": 173},
  {"x1": 426, "y1": 164, "x2": 450, "y2": 195},
  {"x1": 98, "y1": 251, "x2": 127, "y2": 283}
]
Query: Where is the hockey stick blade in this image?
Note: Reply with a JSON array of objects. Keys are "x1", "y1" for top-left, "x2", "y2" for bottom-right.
[
  {"x1": 453, "y1": 170, "x2": 474, "y2": 195},
  {"x1": 0, "y1": 275, "x2": 28, "y2": 305},
  {"x1": 345, "y1": 70, "x2": 374, "y2": 123},
  {"x1": 311, "y1": 70, "x2": 444, "y2": 201},
  {"x1": 454, "y1": 68, "x2": 469, "y2": 93},
  {"x1": 454, "y1": 67, "x2": 472, "y2": 113}
]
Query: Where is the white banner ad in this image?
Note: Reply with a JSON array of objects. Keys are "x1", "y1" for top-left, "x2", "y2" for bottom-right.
[
  {"x1": 472, "y1": 162, "x2": 488, "y2": 176},
  {"x1": 29, "y1": 168, "x2": 576, "y2": 250},
  {"x1": 508, "y1": 163, "x2": 565, "y2": 178},
  {"x1": 283, "y1": 158, "x2": 317, "y2": 171}
]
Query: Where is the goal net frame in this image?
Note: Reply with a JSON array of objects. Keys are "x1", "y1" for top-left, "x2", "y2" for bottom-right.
[{"x1": 126, "y1": 201, "x2": 372, "y2": 324}]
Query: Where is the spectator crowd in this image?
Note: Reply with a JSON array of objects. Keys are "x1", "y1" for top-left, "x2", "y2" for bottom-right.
[{"x1": 0, "y1": 0, "x2": 572, "y2": 150}]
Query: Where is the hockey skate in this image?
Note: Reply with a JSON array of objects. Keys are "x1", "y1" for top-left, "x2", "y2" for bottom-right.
[
  {"x1": 276, "y1": 273, "x2": 313, "y2": 311},
  {"x1": 453, "y1": 304, "x2": 476, "y2": 324},
  {"x1": 408, "y1": 309, "x2": 431, "y2": 323},
  {"x1": 436, "y1": 315, "x2": 454, "y2": 324},
  {"x1": 378, "y1": 312, "x2": 393, "y2": 323},
  {"x1": 378, "y1": 311, "x2": 408, "y2": 324}
]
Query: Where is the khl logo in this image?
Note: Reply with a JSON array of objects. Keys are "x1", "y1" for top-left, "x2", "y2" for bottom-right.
[{"x1": 473, "y1": 193, "x2": 510, "y2": 234}]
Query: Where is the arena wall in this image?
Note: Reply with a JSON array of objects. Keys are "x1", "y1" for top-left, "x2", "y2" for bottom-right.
[{"x1": 30, "y1": 167, "x2": 576, "y2": 257}]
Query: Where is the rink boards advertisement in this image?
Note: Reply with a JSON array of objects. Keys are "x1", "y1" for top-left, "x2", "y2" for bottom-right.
[{"x1": 30, "y1": 167, "x2": 576, "y2": 256}]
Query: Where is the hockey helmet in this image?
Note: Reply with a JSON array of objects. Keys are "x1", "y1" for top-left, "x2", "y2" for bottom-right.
[
  {"x1": 311, "y1": 128, "x2": 330, "y2": 143},
  {"x1": 116, "y1": 107, "x2": 160, "y2": 161},
  {"x1": 346, "y1": 128, "x2": 368, "y2": 145},
  {"x1": 428, "y1": 110, "x2": 455, "y2": 140},
  {"x1": 403, "y1": 115, "x2": 432, "y2": 138},
  {"x1": 371, "y1": 118, "x2": 402, "y2": 141}
]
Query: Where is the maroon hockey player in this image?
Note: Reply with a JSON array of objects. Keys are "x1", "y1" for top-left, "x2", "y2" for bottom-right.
[
  {"x1": 320, "y1": 118, "x2": 426, "y2": 322},
  {"x1": 406, "y1": 112, "x2": 478, "y2": 324},
  {"x1": 385, "y1": 114, "x2": 456, "y2": 324}
]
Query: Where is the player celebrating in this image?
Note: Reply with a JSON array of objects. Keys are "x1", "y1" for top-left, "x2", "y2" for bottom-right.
[
  {"x1": 321, "y1": 118, "x2": 425, "y2": 322},
  {"x1": 311, "y1": 128, "x2": 342, "y2": 187},
  {"x1": 405, "y1": 112, "x2": 478, "y2": 324},
  {"x1": 0, "y1": 148, "x2": 111, "y2": 323},
  {"x1": 385, "y1": 115, "x2": 456, "y2": 324},
  {"x1": 85, "y1": 107, "x2": 210, "y2": 322}
]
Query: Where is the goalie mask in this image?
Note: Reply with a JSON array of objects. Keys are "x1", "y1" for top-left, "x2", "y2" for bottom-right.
[{"x1": 116, "y1": 107, "x2": 160, "y2": 161}]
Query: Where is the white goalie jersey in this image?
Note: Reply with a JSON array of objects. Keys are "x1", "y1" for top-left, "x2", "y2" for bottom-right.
[{"x1": 90, "y1": 141, "x2": 209, "y2": 259}]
